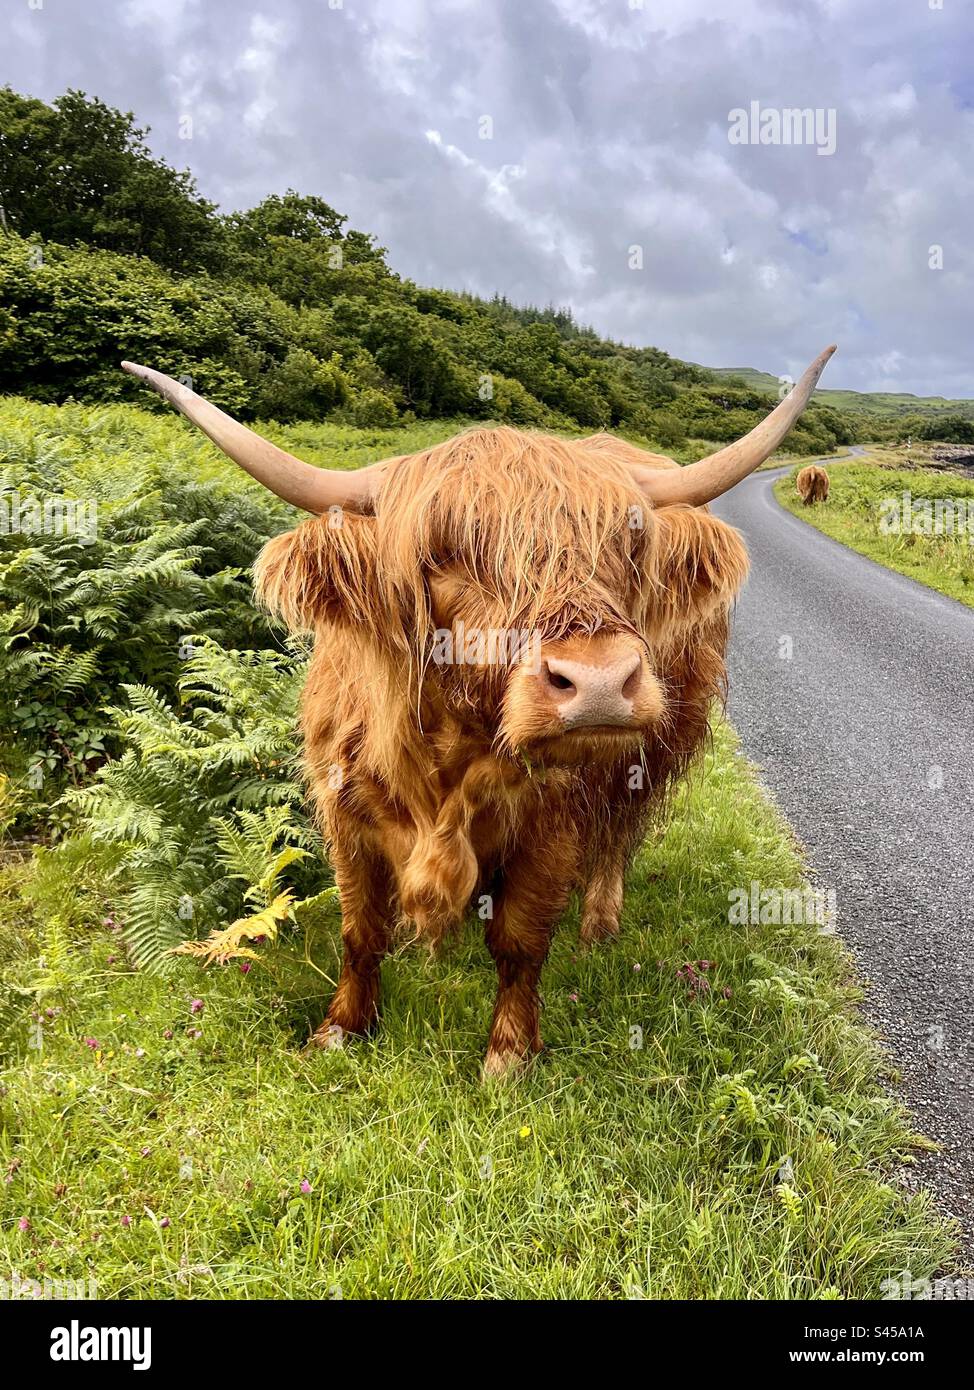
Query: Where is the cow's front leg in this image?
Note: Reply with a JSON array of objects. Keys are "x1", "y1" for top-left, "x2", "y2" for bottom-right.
[
  {"x1": 311, "y1": 845, "x2": 393, "y2": 1047},
  {"x1": 579, "y1": 845, "x2": 625, "y2": 948},
  {"x1": 483, "y1": 838, "x2": 577, "y2": 1080}
]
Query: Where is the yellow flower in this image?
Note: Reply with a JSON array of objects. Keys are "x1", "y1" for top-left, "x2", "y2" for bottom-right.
[{"x1": 519, "y1": 1126, "x2": 531, "y2": 1139}]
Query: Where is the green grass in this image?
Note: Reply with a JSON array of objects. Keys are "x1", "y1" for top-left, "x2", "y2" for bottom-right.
[
  {"x1": 0, "y1": 723, "x2": 953, "y2": 1299},
  {"x1": 0, "y1": 393, "x2": 478, "y2": 495},
  {"x1": 775, "y1": 455, "x2": 974, "y2": 609}
]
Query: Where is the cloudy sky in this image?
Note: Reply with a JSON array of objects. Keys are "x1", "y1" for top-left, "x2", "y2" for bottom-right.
[{"x1": 3, "y1": 0, "x2": 972, "y2": 395}]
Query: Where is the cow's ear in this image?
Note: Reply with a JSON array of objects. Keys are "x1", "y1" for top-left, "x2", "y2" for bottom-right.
[
  {"x1": 649, "y1": 506, "x2": 749, "y2": 631},
  {"x1": 253, "y1": 510, "x2": 378, "y2": 632}
]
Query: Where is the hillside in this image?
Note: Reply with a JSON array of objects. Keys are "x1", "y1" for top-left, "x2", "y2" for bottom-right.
[{"x1": 705, "y1": 365, "x2": 974, "y2": 424}]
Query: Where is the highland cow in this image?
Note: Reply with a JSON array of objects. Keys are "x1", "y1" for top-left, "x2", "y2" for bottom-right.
[
  {"x1": 123, "y1": 344, "x2": 835, "y2": 1078},
  {"x1": 796, "y1": 463, "x2": 830, "y2": 505}
]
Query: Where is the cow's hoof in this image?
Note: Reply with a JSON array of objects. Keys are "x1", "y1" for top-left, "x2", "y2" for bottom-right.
[
  {"x1": 481, "y1": 1046, "x2": 538, "y2": 1082},
  {"x1": 579, "y1": 918, "x2": 619, "y2": 950},
  {"x1": 482, "y1": 1050, "x2": 521, "y2": 1082},
  {"x1": 307, "y1": 1020, "x2": 357, "y2": 1052}
]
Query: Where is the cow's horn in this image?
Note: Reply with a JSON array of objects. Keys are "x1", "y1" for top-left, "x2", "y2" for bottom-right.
[
  {"x1": 120, "y1": 363, "x2": 381, "y2": 513},
  {"x1": 631, "y1": 344, "x2": 837, "y2": 507}
]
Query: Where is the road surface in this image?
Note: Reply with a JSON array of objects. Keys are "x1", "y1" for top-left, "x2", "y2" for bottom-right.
[{"x1": 712, "y1": 464, "x2": 974, "y2": 1260}]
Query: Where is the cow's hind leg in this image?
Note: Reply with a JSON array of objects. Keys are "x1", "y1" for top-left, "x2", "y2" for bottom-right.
[
  {"x1": 483, "y1": 837, "x2": 576, "y2": 1081},
  {"x1": 311, "y1": 845, "x2": 393, "y2": 1047}
]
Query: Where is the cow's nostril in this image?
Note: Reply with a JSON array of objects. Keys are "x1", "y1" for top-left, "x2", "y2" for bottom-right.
[
  {"x1": 545, "y1": 664, "x2": 575, "y2": 694},
  {"x1": 621, "y1": 666, "x2": 642, "y2": 699}
]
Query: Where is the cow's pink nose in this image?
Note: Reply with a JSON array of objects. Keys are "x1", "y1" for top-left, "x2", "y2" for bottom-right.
[{"x1": 541, "y1": 650, "x2": 644, "y2": 729}]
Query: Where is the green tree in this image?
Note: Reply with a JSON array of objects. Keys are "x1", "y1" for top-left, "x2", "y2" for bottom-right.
[
  {"x1": 223, "y1": 191, "x2": 390, "y2": 305},
  {"x1": 919, "y1": 416, "x2": 974, "y2": 446},
  {"x1": 0, "y1": 88, "x2": 223, "y2": 271}
]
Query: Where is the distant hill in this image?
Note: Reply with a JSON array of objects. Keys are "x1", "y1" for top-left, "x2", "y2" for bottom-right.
[{"x1": 702, "y1": 365, "x2": 974, "y2": 422}]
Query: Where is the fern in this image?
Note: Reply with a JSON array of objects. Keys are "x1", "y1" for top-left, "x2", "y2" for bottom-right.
[
  {"x1": 170, "y1": 891, "x2": 295, "y2": 966},
  {"x1": 1, "y1": 399, "x2": 290, "y2": 819},
  {"x1": 61, "y1": 638, "x2": 324, "y2": 970}
]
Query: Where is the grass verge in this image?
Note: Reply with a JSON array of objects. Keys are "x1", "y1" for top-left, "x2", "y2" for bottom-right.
[
  {"x1": 0, "y1": 722, "x2": 953, "y2": 1299},
  {"x1": 775, "y1": 454, "x2": 974, "y2": 610}
]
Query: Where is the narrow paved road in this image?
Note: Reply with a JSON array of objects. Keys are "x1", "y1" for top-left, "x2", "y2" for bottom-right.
[{"x1": 712, "y1": 465, "x2": 974, "y2": 1260}]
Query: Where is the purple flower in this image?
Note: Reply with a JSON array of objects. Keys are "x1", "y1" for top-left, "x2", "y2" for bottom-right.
[
  {"x1": 239, "y1": 962, "x2": 252, "y2": 974},
  {"x1": 18, "y1": 1216, "x2": 30, "y2": 1232},
  {"x1": 121, "y1": 1214, "x2": 131, "y2": 1228},
  {"x1": 299, "y1": 1179, "x2": 312, "y2": 1195},
  {"x1": 84, "y1": 1037, "x2": 100, "y2": 1050},
  {"x1": 189, "y1": 999, "x2": 204, "y2": 1015},
  {"x1": 159, "y1": 1216, "x2": 170, "y2": 1229}
]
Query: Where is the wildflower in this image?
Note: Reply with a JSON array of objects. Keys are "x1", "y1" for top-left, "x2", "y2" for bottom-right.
[
  {"x1": 568, "y1": 991, "x2": 579, "y2": 1003},
  {"x1": 84, "y1": 1038, "x2": 100, "y2": 1050},
  {"x1": 159, "y1": 1216, "x2": 170, "y2": 1229},
  {"x1": 299, "y1": 1179, "x2": 312, "y2": 1195},
  {"x1": 121, "y1": 1214, "x2": 131, "y2": 1228},
  {"x1": 189, "y1": 999, "x2": 204, "y2": 1015},
  {"x1": 519, "y1": 1126, "x2": 531, "y2": 1139},
  {"x1": 140, "y1": 1147, "x2": 151, "y2": 1158},
  {"x1": 632, "y1": 963, "x2": 641, "y2": 972},
  {"x1": 18, "y1": 1217, "x2": 30, "y2": 1232},
  {"x1": 163, "y1": 1029, "x2": 173, "y2": 1040},
  {"x1": 677, "y1": 961, "x2": 711, "y2": 1001},
  {"x1": 239, "y1": 962, "x2": 252, "y2": 974}
]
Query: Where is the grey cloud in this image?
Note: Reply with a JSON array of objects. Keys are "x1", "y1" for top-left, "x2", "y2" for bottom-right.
[{"x1": 1, "y1": 0, "x2": 971, "y2": 394}]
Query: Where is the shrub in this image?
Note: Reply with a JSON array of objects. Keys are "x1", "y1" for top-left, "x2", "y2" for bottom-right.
[
  {"x1": 350, "y1": 387, "x2": 398, "y2": 428},
  {"x1": 256, "y1": 348, "x2": 349, "y2": 422}
]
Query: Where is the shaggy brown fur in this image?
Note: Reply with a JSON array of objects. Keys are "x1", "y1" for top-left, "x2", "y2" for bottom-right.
[
  {"x1": 254, "y1": 426, "x2": 749, "y2": 1078},
  {"x1": 796, "y1": 464, "x2": 830, "y2": 505}
]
